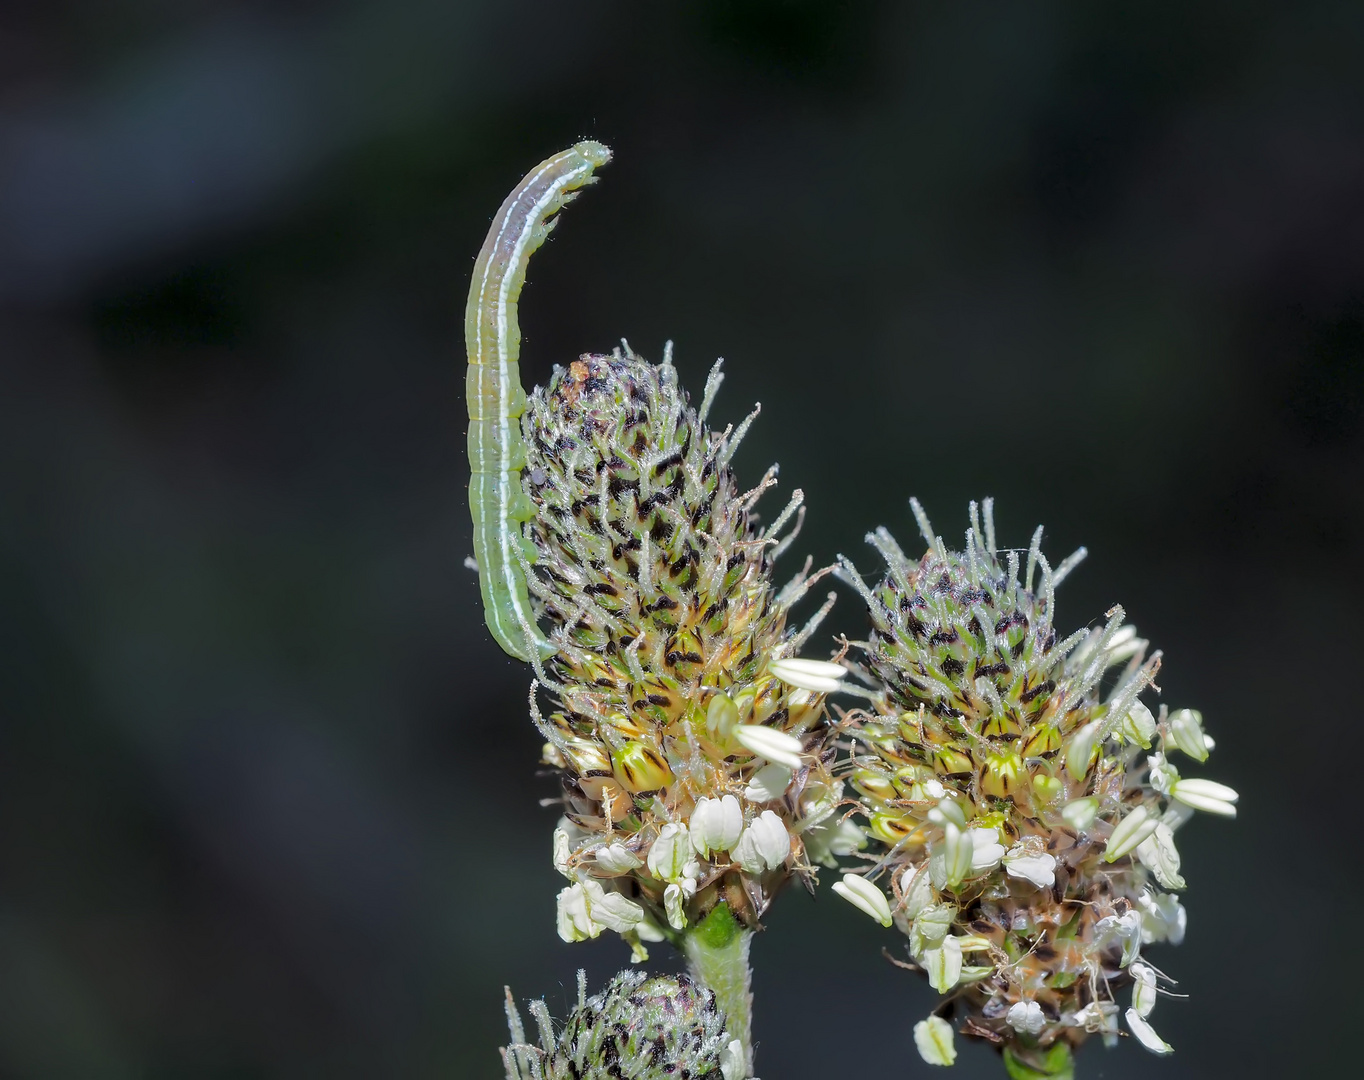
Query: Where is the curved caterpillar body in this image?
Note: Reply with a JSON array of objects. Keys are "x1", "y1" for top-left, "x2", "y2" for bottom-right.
[{"x1": 466, "y1": 140, "x2": 612, "y2": 662}]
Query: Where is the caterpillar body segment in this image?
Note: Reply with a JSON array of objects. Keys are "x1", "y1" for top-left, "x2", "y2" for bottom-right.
[{"x1": 465, "y1": 140, "x2": 612, "y2": 662}]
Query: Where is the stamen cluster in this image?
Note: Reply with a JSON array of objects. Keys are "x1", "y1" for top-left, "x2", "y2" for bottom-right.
[
  {"x1": 521, "y1": 346, "x2": 854, "y2": 951},
  {"x1": 834, "y1": 501, "x2": 1235, "y2": 1072}
]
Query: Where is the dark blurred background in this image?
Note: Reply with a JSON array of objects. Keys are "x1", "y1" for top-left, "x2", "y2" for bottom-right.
[{"x1": 1, "y1": 1, "x2": 1359, "y2": 1076}]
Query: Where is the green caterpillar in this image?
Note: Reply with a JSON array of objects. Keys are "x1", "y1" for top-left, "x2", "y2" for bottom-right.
[{"x1": 465, "y1": 141, "x2": 611, "y2": 662}]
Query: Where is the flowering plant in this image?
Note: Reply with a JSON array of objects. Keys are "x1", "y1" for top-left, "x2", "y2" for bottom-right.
[{"x1": 468, "y1": 145, "x2": 1235, "y2": 1080}]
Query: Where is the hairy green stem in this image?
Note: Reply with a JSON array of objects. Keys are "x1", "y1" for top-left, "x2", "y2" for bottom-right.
[{"x1": 682, "y1": 904, "x2": 753, "y2": 1076}]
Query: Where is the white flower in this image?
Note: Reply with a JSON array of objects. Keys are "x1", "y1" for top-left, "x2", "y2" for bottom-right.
[
  {"x1": 1061, "y1": 796, "x2": 1099, "y2": 832},
  {"x1": 1136, "y1": 823, "x2": 1185, "y2": 890},
  {"x1": 1130, "y1": 962, "x2": 1158, "y2": 1019},
  {"x1": 1125, "y1": 1007, "x2": 1173, "y2": 1055},
  {"x1": 923, "y1": 936, "x2": 962, "y2": 993},
  {"x1": 832, "y1": 872, "x2": 892, "y2": 927},
  {"x1": 913, "y1": 1015, "x2": 956, "y2": 1066},
  {"x1": 899, "y1": 863, "x2": 934, "y2": 919},
  {"x1": 593, "y1": 842, "x2": 643, "y2": 875},
  {"x1": 1136, "y1": 889, "x2": 1187, "y2": 945},
  {"x1": 968, "y1": 826, "x2": 1005, "y2": 873},
  {"x1": 929, "y1": 822, "x2": 973, "y2": 890},
  {"x1": 733, "y1": 810, "x2": 790, "y2": 873},
  {"x1": 647, "y1": 823, "x2": 698, "y2": 883},
  {"x1": 768, "y1": 656, "x2": 847, "y2": 693},
  {"x1": 1146, "y1": 751, "x2": 1178, "y2": 796},
  {"x1": 1067, "y1": 1001, "x2": 1119, "y2": 1037},
  {"x1": 1167, "y1": 708, "x2": 1209, "y2": 761},
  {"x1": 1095, "y1": 910, "x2": 1143, "y2": 967},
  {"x1": 691, "y1": 795, "x2": 744, "y2": 856},
  {"x1": 743, "y1": 762, "x2": 793, "y2": 802},
  {"x1": 802, "y1": 817, "x2": 865, "y2": 868},
  {"x1": 1170, "y1": 777, "x2": 1238, "y2": 817},
  {"x1": 664, "y1": 880, "x2": 696, "y2": 930},
  {"x1": 552, "y1": 827, "x2": 574, "y2": 877},
  {"x1": 1003, "y1": 846, "x2": 1057, "y2": 889},
  {"x1": 734, "y1": 724, "x2": 804, "y2": 769},
  {"x1": 909, "y1": 903, "x2": 956, "y2": 958},
  {"x1": 1104, "y1": 804, "x2": 1160, "y2": 862},
  {"x1": 1006, "y1": 1000, "x2": 1046, "y2": 1035},
  {"x1": 555, "y1": 880, "x2": 645, "y2": 942},
  {"x1": 719, "y1": 1039, "x2": 746, "y2": 1080}
]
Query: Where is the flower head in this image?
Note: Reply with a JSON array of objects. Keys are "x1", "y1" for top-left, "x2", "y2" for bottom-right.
[
  {"x1": 501, "y1": 969, "x2": 742, "y2": 1079},
  {"x1": 523, "y1": 347, "x2": 845, "y2": 942},
  {"x1": 836, "y1": 499, "x2": 1235, "y2": 1070}
]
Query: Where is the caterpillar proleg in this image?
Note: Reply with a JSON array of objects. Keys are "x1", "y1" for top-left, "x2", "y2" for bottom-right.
[{"x1": 465, "y1": 140, "x2": 612, "y2": 662}]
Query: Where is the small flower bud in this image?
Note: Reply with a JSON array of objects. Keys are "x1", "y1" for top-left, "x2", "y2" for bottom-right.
[
  {"x1": 1006, "y1": 1000, "x2": 1046, "y2": 1035},
  {"x1": 832, "y1": 872, "x2": 893, "y2": 927},
  {"x1": 914, "y1": 1015, "x2": 956, "y2": 1066},
  {"x1": 1104, "y1": 804, "x2": 1159, "y2": 862},
  {"x1": 869, "y1": 811, "x2": 916, "y2": 845},
  {"x1": 927, "y1": 796, "x2": 967, "y2": 829},
  {"x1": 705, "y1": 692, "x2": 740, "y2": 742},
  {"x1": 1061, "y1": 796, "x2": 1099, "y2": 831},
  {"x1": 612, "y1": 741, "x2": 674, "y2": 793},
  {"x1": 768, "y1": 656, "x2": 847, "y2": 693},
  {"x1": 1031, "y1": 773, "x2": 1064, "y2": 804},
  {"x1": 690, "y1": 795, "x2": 744, "y2": 856},
  {"x1": 1167, "y1": 708, "x2": 1209, "y2": 761},
  {"x1": 733, "y1": 810, "x2": 790, "y2": 873},
  {"x1": 932, "y1": 747, "x2": 974, "y2": 776},
  {"x1": 981, "y1": 749, "x2": 1024, "y2": 798},
  {"x1": 851, "y1": 770, "x2": 898, "y2": 802}
]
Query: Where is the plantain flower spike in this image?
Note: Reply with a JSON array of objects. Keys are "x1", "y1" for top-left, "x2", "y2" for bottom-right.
[
  {"x1": 501, "y1": 970, "x2": 745, "y2": 1080},
  {"x1": 835, "y1": 499, "x2": 1236, "y2": 1076}
]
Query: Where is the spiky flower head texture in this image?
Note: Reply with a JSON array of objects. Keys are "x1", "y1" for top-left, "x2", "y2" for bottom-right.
[
  {"x1": 501, "y1": 970, "x2": 743, "y2": 1080},
  {"x1": 520, "y1": 345, "x2": 855, "y2": 948},
  {"x1": 836, "y1": 500, "x2": 1235, "y2": 1072}
]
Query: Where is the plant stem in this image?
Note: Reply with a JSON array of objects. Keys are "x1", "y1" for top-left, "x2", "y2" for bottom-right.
[{"x1": 682, "y1": 904, "x2": 754, "y2": 1076}]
